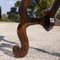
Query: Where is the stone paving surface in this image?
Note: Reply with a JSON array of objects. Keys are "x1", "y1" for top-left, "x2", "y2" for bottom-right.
[{"x1": 0, "y1": 22, "x2": 60, "y2": 60}]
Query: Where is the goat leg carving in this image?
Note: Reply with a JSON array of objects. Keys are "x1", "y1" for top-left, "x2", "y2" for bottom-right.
[{"x1": 13, "y1": 0, "x2": 60, "y2": 58}]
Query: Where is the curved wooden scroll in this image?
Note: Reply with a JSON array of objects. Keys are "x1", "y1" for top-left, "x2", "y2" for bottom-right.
[{"x1": 13, "y1": 0, "x2": 60, "y2": 58}]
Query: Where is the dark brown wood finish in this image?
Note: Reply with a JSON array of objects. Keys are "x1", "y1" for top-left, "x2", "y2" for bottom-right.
[{"x1": 13, "y1": 0, "x2": 60, "y2": 58}]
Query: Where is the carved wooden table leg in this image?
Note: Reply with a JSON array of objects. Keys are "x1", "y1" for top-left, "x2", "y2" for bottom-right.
[
  {"x1": 12, "y1": 0, "x2": 60, "y2": 58},
  {"x1": 13, "y1": 23, "x2": 29, "y2": 58},
  {"x1": 12, "y1": 0, "x2": 31, "y2": 58}
]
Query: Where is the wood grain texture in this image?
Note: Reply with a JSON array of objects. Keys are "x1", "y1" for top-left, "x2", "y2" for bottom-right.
[{"x1": 13, "y1": 0, "x2": 60, "y2": 58}]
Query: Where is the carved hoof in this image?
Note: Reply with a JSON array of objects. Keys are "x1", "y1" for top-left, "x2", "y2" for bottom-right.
[{"x1": 13, "y1": 45, "x2": 26, "y2": 58}]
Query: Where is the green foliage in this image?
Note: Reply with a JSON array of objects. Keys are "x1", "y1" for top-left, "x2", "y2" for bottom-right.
[
  {"x1": 35, "y1": 0, "x2": 53, "y2": 17},
  {"x1": 8, "y1": 13, "x2": 19, "y2": 22},
  {"x1": 7, "y1": 7, "x2": 20, "y2": 22},
  {"x1": 15, "y1": 1, "x2": 21, "y2": 8},
  {"x1": 0, "y1": 14, "x2": 19, "y2": 22},
  {"x1": 14, "y1": 0, "x2": 53, "y2": 17},
  {"x1": 27, "y1": 0, "x2": 53, "y2": 17},
  {"x1": 56, "y1": 8, "x2": 60, "y2": 19}
]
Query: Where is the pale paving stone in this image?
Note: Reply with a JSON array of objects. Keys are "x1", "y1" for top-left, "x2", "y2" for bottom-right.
[{"x1": 0, "y1": 22, "x2": 60, "y2": 60}]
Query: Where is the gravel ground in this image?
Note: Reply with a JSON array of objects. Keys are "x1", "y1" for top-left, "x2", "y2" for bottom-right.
[{"x1": 0, "y1": 22, "x2": 60, "y2": 60}]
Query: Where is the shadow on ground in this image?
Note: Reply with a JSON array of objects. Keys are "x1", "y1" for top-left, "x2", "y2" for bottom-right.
[
  {"x1": 0, "y1": 36, "x2": 18, "y2": 57},
  {"x1": 30, "y1": 47, "x2": 60, "y2": 57},
  {"x1": 0, "y1": 36, "x2": 17, "y2": 44},
  {"x1": 0, "y1": 36, "x2": 60, "y2": 58}
]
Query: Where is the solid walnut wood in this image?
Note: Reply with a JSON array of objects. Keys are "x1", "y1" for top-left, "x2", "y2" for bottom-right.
[
  {"x1": 13, "y1": 23, "x2": 29, "y2": 57},
  {"x1": 13, "y1": 0, "x2": 31, "y2": 58},
  {"x1": 13, "y1": 0, "x2": 60, "y2": 58}
]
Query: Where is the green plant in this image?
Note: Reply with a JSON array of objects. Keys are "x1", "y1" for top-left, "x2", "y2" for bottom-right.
[{"x1": 56, "y1": 8, "x2": 60, "y2": 19}]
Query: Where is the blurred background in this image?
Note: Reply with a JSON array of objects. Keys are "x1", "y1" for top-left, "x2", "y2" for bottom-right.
[{"x1": 0, "y1": 0, "x2": 60, "y2": 22}]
